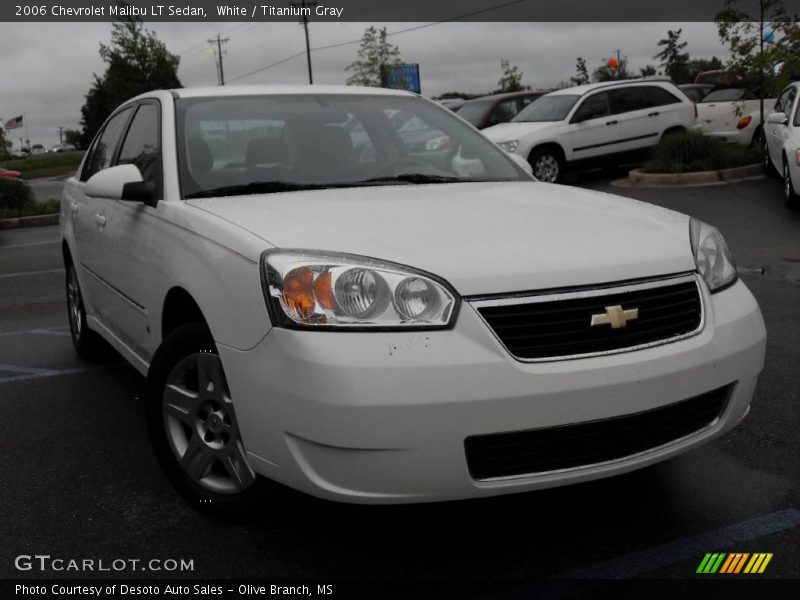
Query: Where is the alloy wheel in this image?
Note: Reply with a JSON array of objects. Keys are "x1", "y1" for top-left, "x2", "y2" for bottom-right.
[
  {"x1": 534, "y1": 154, "x2": 560, "y2": 183},
  {"x1": 67, "y1": 265, "x2": 83, "y2": 341},
  {"x1": 786, "y1": 163, "x2": 793, "y2": 202},
  {"x1": 162, "y1": 352, "x2": 255, "y2": 495}
]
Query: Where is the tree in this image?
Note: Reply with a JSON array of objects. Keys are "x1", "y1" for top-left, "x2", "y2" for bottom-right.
[
  {"x1": 0, "y1": 128, "x2": 9, "y2": 158},
  {"x1": 639, "y1": 64, "x2": 659, "y2": 77},
  {"x1": 63, "y1": 129, "x2": 83, "y2": 149},
  {"x1": 716, "y1": 0, "x2": 800, "y2": 129},
  {"x1": 654, "y1": 29, "x2": 690, "y2": 83},
  {"x1": 593, "y1": 56, "x2": 629, "y2": 82},
  {"x1": 496, "y1": 59, "x2": 528, "y2": 92},
  {"x1": 345, "y1": 27, "x2": 402, "y2": 87},
  {"x1": 570, "y1": 57, "x2": 590, "y2": 86},
  {"x1": 687, "y1": 56, "x2": 725, "y2": 82},
  {"x1": 80, "y1": 20, "x2": 181, "y2": 147}
]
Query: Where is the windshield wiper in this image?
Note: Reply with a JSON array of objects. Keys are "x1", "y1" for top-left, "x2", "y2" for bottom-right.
[
  {"x1": 184, "y1": 180, "x2": 344, "y2": 199},
  {"x1": 362, "y1": 173, "x2": 465, "y2": 185}
]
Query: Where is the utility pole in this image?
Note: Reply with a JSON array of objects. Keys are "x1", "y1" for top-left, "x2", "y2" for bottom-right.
[
  {"x1": 615, "y1": 49, "x2": 622, "y2": 79},
  {"x1": 58, "y1": 126, "x2": 64, "y2": 144},
  {"x1": 290, "y1": 0, "x2": 317, "y2": 84},
  {"x1": 207, "y1": 34, "x2": 230, "y2": 85}
]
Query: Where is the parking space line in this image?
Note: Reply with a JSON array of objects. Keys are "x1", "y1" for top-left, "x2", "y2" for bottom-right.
[
  {"x1": 0, "y1": 240, "x2": 60, "y2": 250},
  {"x1": 0, "y1": 326, "x2": 70, "y2": 337},
  {"x1": 0, "y1": 268, "x2": 63, "y2": 279},
  {"x1": 0, "y1": 364, "x2": 118, "y2": 385},
  {"x1": 492, "y1": 508, "x2": 800, "y2": 599}
]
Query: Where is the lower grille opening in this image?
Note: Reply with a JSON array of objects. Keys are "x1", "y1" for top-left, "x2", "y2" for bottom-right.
[{"x1": 465, "y1": 384, "x2": 733, "y2": 480}]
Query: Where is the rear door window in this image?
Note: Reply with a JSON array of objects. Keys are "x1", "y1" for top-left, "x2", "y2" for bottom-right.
[
  {"x1": 609, "y1": 88, "x2": 649, "y2": 115},
  {"x1": 643, "y1": 86, "x2": 682, "y2": 107}
]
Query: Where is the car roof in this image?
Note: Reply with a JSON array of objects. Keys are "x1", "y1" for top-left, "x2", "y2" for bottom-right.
[
  {"x1": 548, "y1": 78, "x2": 677, "y2": 97},
  {"x1": 167, "y1": 84, "x2": 416, "y2": 100},
  {"x1": 462, "y1": 90, "x2": 547, "y2": 104}
]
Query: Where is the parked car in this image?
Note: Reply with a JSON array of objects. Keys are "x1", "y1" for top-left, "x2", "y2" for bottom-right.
[
  {"x1": 483, "y1": 79, "x2": 698, "y2": 183},
  {"x1": 11, "y1": 149, "x2": 29, "y2": 159},
  {"x1": 694, "y1": 70, "x2": 726, "y2": 85},
  {"x1": 678, "y1": 83, "x2": 714, "y2": 103},
  {"x1": 457, "y1": 91, "x2": 546, "y2": 130},
  {"x1": 30, "y1": 144, "x2": 46, "y2": 155},
  {"x1": 49, "y1": 143, "x2": 77, "y2": 153},
  {"x1": 437, "y1": 98, "x2": 466, "y2": 112},
  {"x1": 62, "y1": 85, "x2": 765, "y2": 515},
  {"x1": 0, "y1": 167, "x2": 22, "y2": 179},
  {"x1": 764, "y1": 81, "x2": 800, "y2": 207},
  {"x1": 696, "y1": 87, "x2": 775, "y2": 147}
]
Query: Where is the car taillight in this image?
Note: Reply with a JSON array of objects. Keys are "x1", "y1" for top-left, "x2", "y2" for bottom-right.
[{"x1": 736, "y1": 116, "x2": 752, "y2": 129}]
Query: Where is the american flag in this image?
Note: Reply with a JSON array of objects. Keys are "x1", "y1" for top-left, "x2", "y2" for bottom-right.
[{"x1": 4, "y1": 115, "x2": 23, "y2": 130}]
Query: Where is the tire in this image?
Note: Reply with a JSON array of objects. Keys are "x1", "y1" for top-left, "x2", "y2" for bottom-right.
[
  {"x1": 146, "y1": 322, "x2": 269, "y2": 518},
  {"x1": 529, "y1": 147, "x2": 563, "y2": 183},
  {"x1": 65, "y1": 262, "x2": 105, "y2": 359},
  {"x1": 784, "y1": 159, "x2": 800, "y2": 209}
]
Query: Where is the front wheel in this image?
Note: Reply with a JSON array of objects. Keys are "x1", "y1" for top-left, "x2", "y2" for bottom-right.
[
  {"x1": 784, "y1": 160, "x2": 799, "y2": 208},
  {"x1": 65, "y1": 262, "x2": 104, "y2": 359},
  {"x1": 764, "y1": 138, "x2": 777, "y2": 177},
  {"x1": 146, "y1": 322, "x2": 268, "y2": 517},
  {"x1": 529, "y1": 148, "x2": 563, "y2": 183}
]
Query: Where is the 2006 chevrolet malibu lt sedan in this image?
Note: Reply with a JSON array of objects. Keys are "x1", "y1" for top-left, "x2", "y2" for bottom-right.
[{"x1": 60, "y1": 85, "x2": 766, "y2": 514}]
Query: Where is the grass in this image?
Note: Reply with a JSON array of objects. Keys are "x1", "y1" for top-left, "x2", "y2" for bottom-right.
[
  {"x1": 0, "y1": 198, "x2": 60, "y2": 220},
  {"x1": 642, "y1": 131, "x2": 762, "y2": 174},
  {"x1": 0, "y1": 151, "x2": 84, "y2": 179}
]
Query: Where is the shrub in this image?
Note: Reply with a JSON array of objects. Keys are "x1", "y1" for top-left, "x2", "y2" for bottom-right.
[
  {"x1": 0, "y1": 178, "x2": 34, "y2": 217},
  {"x1": 643, "y1": 131, "x2": 762, "y2": 174}
]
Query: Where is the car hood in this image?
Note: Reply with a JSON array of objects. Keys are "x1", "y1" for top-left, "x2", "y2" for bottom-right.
[
  {"x1": 483, "y1": 121, "x2": 562, "y2": 143},
  {"x1": 186, "y1": 182, "x2": 695, "y2": 296}
]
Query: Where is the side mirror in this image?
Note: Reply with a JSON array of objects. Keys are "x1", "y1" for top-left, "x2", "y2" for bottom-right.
[
  {"x1": 85, "y1": 164, "x2": 156, "y2": 206},
  {"x1": 507, "y1": 152, "x2": 533, "y2": 176},
  {"x1": 766, "y1": 112, "x2": 789, "y2": 125}
]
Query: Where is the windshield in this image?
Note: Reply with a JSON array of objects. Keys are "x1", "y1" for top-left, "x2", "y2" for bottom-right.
[
  {"x1": 457, "y1": 100, "x2": 494, "y2": 126},
  {"x1": 512, "y1": 95, "x2": 579, "y2": 122},
  {"x1": 175, "y1": 94, "x2": 526, "y2": 199}
]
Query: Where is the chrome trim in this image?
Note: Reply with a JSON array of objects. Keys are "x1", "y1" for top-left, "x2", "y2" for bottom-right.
[
  {"x1": 475, "y1": 383, "x2": 733, "y2": 483},
  {"x1": 470, "y1": 272, "x2": 705, "y2": 363}
]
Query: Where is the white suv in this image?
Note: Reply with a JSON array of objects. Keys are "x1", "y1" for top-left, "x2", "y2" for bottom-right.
[
  {"x1": 483, "y1": 79, "x2": 698, "y2": 182},
  {"x1": 61, "y1": 86, "x2": 764, "y2": 515},
  {"x1": 764, "y1": 81, "x2": 800, "y2": 207}
]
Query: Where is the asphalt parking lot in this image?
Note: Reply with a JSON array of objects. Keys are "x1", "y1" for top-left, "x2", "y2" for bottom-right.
[{"x1": 1, "y1": 174, "x2": 798, "y2": 596}]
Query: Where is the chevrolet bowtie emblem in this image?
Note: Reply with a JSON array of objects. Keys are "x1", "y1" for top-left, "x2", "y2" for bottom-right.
[{"x1": 590, "y1": 305, "x2": 639, "y2": 329}]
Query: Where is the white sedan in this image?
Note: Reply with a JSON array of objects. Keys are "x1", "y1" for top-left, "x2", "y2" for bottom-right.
[
  {"x1": 61, "y1": 85, "x2": 765, "y2": 514},
  {"x1": 764, "y1": 82, "x2": 800, "y2": 207},
  {"x1": 696, "y1": 87, "x2": 775, "y2": 147}
]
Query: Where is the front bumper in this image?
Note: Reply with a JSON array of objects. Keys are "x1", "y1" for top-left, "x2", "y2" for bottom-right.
[{"x1": 218, "y1": 278, "x2": 765, "y2": 504}]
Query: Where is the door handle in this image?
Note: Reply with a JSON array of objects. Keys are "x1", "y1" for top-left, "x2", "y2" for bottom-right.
[
  {"x1": 94, "y1": 214, "x2": 107, "y2": 227},
  {"x1": 606, "y1": 120, "x2": 618, "y2": 126},
  {"x1": 648, "y1": 111, "x2": 660, "y2": 117}
]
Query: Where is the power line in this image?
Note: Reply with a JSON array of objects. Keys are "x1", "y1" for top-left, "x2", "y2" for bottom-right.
[{"x1": 227, "y1": 0, "x2": 533, "y2": 83}]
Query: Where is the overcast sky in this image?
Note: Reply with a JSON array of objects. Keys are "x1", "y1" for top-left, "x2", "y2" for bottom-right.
[{"x1": 0, "y1": 21, "x2": 730, "y2": 148}]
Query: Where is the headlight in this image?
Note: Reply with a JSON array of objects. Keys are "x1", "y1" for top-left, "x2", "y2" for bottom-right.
[
  {"x1": 261, "y1": 250, "x2": 458, "y2": 329},
  {"x1": 690, "y1": 219, "x2": 737, "y2": 292},
  {"x1": 497, "y1": 140, "x2": 519, "y2": 153}
]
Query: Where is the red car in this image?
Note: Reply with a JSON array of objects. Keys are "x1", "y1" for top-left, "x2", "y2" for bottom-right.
[{"x1": 0, "y1": 167, "x2": 22, "y2": 179}]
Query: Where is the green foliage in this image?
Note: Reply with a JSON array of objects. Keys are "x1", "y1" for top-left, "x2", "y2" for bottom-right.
[
  {"x1": 63, "y1": 129, "x2": 82, "y2": 149},
  {"x1": 0, "y1": 128, "x2": 10, "y2": 159},
  {"x1": 593, "y1": 56, "x2": 629, "y2": 82},
  {"x1": 0, "y1": 178, "x2": 34, "y2": 217},
  {"x1": 643, "y1": 131, "x2": 762, "y2": 173},
  {"x1": 345, "y1": 27, "x2": 402, "y2": 87},
  {"x1": 570, "y1": 57, "x2": 590, "y2": 86},
  {"x1": 687, "y1": 57, "x2": 726, "y2": 82},
  {"x1": 640, "y1": 64, "x2": 659, "y2": 77},
  {"x1": 80, "y1": 21, "x2": 181, "y2": 147},
  {"x1": 0, "y1": 152, "x2": 84, "y2": 179},
  {"x1": 655, "y1": 29, "x2": 690, "y2": 83},
  {"x1": 496, "y1": 59, "x2": 528, "y2": 93},
  {"x1": 716, "y1": 0, "x2": 800, "y2": 95}
]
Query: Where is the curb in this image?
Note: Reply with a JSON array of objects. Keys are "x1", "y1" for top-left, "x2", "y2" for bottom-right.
[
  {"x1": 0, "y1": 214, "x2": 59, "y2": 230},
  {"x1": 627, "y1": 164, "x2": 763, "y2": 187}
]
